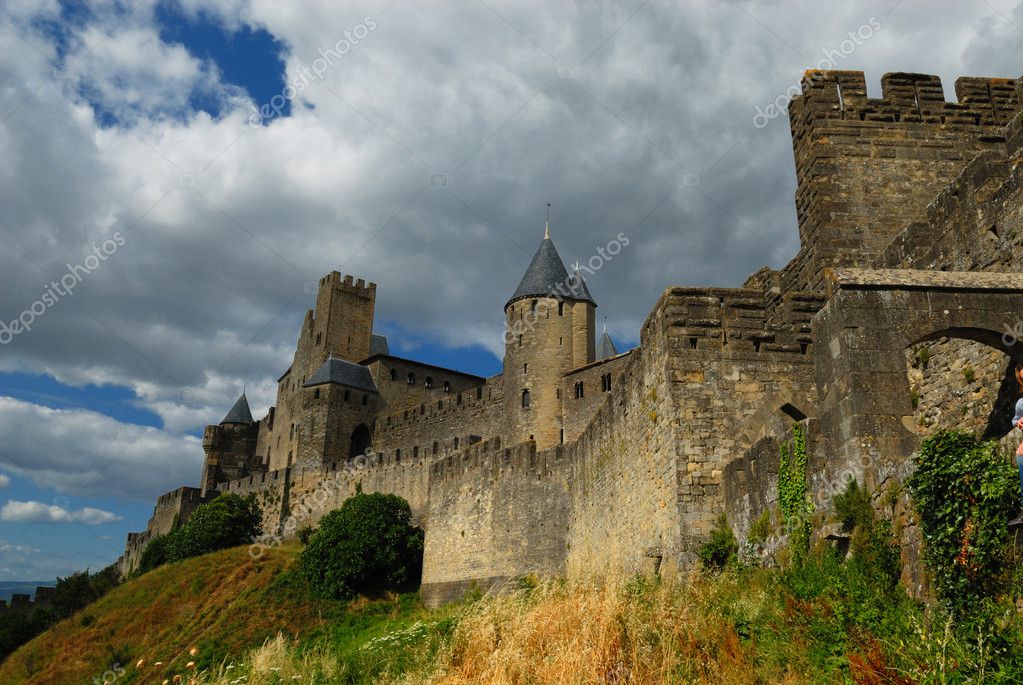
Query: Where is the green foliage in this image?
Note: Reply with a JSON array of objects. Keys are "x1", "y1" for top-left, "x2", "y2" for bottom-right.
[
  {"x1": 778, "y1": 423, "x2": 813, "y2": 557},
  {"x1": 698, "y1": 513, "x2": 739, "y2": 570},
  {"x1": 832, "y1": 480, "x2": 902, "y2": 587},
  {"x1": 297, "y1": 525, "x2": 314, "y2": 545},
  {"x1": 748, "y1": 509, "x2": 772, "y2": 545},
  {"x1": 138, "y1": 533, "x2": 172, "y2": 573},
  {"x1": 907, "y1": 430, "x2": 1018, "y2": 617},
  {"x1": 963, "y1": 365, "x2": 977, "y2": 384},
  {"x1": 300, "y1": 491, "x2": 424, "y2": 600},
  {"x1": 916, "y1": 345, "x2": 931, "y2": 370},
  {"x1": 0, "y1": 565, "x2": 122, "y2": 661},
  {"x1": 166, "y1": 493, "x2": 263, "y2": 562}
]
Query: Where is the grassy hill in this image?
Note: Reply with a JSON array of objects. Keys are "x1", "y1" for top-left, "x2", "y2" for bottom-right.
[
  {"x1": 4, "y1": 541, "x2": 1022, "y2": 684},
  {"x1": 0, "y1": 543, "x2": 441, "y2": 685}
]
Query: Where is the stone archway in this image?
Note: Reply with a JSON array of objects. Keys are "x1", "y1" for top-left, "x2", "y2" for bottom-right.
[
  {"x1": 349, "y1": 423, "x2": 372, "y2": 459},
  {"x1": 812, "y1": 269, "x2": 1023, "y2": 490}
]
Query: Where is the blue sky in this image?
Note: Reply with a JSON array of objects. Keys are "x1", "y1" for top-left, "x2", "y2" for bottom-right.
[{"x1": 0, "y1": 0, "x2": 1018, "y2": 580}]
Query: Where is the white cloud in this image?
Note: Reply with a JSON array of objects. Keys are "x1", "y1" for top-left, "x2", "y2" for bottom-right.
[
  {"x1": 0, "y1": 0, "x2": 1019, "y2": 492},
  {"x1": 0, "y1": 542, "x2": 41, "y2": 555},
  {"x1": 0, "y1": 397, "x2": 202, "y2": 501},
  {"x1": 1, "y1": 500, "x2": 123, "y2": 525},
  {"x1": 0, "y1": 474, "x2": 9, "y2": 488}
]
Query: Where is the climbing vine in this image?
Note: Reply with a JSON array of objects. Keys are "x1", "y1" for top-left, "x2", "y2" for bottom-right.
[
  {"x1": 779, "y1": 423, "x2": 813, "y2": 557},
  {"x1": 907, "y1": 430, "x2": 1017, "y2": 617}
]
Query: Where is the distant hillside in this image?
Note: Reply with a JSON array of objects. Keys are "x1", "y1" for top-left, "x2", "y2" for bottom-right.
[{"x1": 0, "y1": 544, "x2": 342, "y2": 684}]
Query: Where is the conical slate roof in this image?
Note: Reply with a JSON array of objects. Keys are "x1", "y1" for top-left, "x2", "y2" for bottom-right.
[
  {"x1": 596, "y1": 330, "x2": 618, "y2": 360},
  {"x1": 222, "y1": 392, "x2": 254, "y2": 424},
  {"x1": 303, "y1": 356, "x2": 377, "y2": 393},
  {"x1": 506, "y1": 233, "x2": 595, "y2": 309}
]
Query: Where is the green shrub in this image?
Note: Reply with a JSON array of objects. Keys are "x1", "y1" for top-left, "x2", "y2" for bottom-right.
[
  {"x1": 907, "y1": 430, "x2": 1017, "y2": 617},
  {"x1": 832, "y1": 480, "x2": 901, "y2": 587},
  {"x1": 166, "y1": 493, "x2": 263, "y2": 563},
  {"x1": 748, "y1": 509, "x2": 771, "y2": 545},
  {"x1": 300, "y1": 491, "x2": 424, "y2": 599},
  {"x1": 698, "y1": 513, "x2": 738, "y2": 570},
  {"x1": 138, "y1": 533, "x2": 172, "y2": 573}
]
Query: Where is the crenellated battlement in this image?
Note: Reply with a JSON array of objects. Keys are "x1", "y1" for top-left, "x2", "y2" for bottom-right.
[{"x1": 791, "y1": 71, "x2": 1018, "y2": 127}]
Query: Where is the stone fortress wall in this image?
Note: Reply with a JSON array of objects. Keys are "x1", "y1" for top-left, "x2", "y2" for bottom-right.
[{"x1": 121, "y1": 69, "x2": 1023, "y2": 605}]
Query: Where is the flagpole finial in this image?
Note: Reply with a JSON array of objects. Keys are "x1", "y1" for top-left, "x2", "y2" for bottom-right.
[{"x1": 544, "y1": 201, "x2": 551, "y2": 239}]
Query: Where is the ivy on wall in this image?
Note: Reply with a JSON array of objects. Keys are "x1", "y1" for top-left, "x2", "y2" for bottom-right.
[
  {"x1": 779, "y1": 423, "x2": 813, "y2": 557},
  {"x1": 907, "y1": 429, "x2": 1017, "y2": 616}
]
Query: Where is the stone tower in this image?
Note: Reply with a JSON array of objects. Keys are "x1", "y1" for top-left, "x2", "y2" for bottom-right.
[
  {"x1": 504, "y1": 223, "x2": 595, "y2": 448},
  {"x1": 268, "y1": 273, "x2": 377, "y2": 471},
  {"x1": 200, "y1": 392, "x2": 262, "y2": 496},
  {"x1": 786, "y1": 71, "x2": 1017, "y2": 291}
]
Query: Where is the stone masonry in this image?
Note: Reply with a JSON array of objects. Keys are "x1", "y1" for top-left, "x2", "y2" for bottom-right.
[{"x1": 121, "y1": 69, "x2": 1023, "y2": 605}]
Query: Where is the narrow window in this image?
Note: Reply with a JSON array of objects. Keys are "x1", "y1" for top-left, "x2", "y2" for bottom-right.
[
  {"x1": 523, "y1": 363, "x2": 528, "y2": 374},
  {"x1": 316, "y1": 332, "x2": 322, "y2": 345},
  {"x1": 522, "y1": 389, "x2": 530, "y2": 408},
  {"x1": 425, "y1": 376, "x2": 433, "y2": 389},
  {"x1": 344, "y1": 389, "x2": 350, "y2": 401},
  {"x1": 558, "y1": 301, "x2": 564, "y2": 316},
  {"x1": 454, "y1": 437, "x2": 460, "y2": 448},
  {"x1": 413, "y1": 446, "x2": 419, "y2": 459},
  {"x1": 518, "y1": 334, "x2": 523, "y2": 347},
  {"x1": 390, "y1": 368, "x2": 397, "y2": 381},
  {"x1": 433, "y1": 441, "x2": 439, "y2": 454},
  {"x1": 556, "y1": 388, "x2": 561, "y2": 400},
  {"x1": 688, "y1": 337, "x2": 698, "y2": 349},
  {"x1": 531, "y1": 299, "x2": 537, "y2": 314},
  {"x1": 443, "y1": 380, "x2": 451, "y2": 392},
  {"x1": 407, "y1": 372, "x2": 416, "y2": 385},
  {"x1": 560, "y1": 429, "x2": 564, "y2": 444},
  {"x1": 313, "y1": 388, "x2": 320, "y2": 399}
]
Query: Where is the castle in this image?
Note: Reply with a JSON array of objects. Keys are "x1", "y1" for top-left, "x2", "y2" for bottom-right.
[{"x1": 121, "y1": 69, "x2": 1023, "y2": 604}]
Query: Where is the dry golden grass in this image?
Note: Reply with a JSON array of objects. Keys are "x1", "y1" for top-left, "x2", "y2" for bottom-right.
[{"x1": 432, "y1": 573, "x2": 806, "y2": 685}]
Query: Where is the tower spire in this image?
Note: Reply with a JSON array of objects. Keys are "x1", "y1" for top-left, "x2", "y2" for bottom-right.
[{"x1": 544, "y1": 201, "x2": 551, "y2": 239}]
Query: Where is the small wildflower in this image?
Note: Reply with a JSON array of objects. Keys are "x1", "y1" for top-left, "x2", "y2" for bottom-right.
[
  {"x1": 136, "y1": 658, "x2": 146, "y2": 669},
  {"x1": 186, "y1": 661, "x2": 195, "y2": 669},
  {"x1": 189, "y1": 647, "x2": 199, "y2": 657}
]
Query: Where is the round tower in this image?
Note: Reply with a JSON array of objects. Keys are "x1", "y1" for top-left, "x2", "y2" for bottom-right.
[{"x1": 503, "y1": 222, "x2": 595, "y2": 448}]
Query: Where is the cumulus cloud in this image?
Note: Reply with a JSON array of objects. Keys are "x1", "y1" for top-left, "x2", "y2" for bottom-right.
[
  {"x1": 0, "y1": 474, "x2": 9, "y2": 488},
  {"x1": 0, "y1": 397, "x2": 202, "y2": 501},
  {"x1": 1, "y1": 500, "x2": 123, "y2": 525},
  {"x1": 0, "y1": 0, "x2": 1020, "y2": 440}
]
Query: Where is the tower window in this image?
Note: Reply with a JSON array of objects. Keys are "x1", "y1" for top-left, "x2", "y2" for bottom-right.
[
  {"x1": 518, "y1": 335, "x2": 523, "y2": 347},
  {"x1": 602, "y1": 373, "x2": 612, "y2": 392},
  {"x1": 390, "y1": 368, "x2": 397, "y2": 381},
  {"x1": 556, "y1": 388, "x2": 561, "y2": 400},
  {"x1": 558, "y1": 301, "x2": 564, "y2": 316},
  {"x1": 433, "y1": 441, "x2": 439, "y2": 454},
  {"x1": 523, "y1": 363, "x2": 528, "y2": 374},
  {"x1": 559, "y1": 337, "x2": 563, "y2": 346},
  {"x1": 314, "y1": 388, "x2": 320, "y2": 399},
  {"x1": 560, "y1": 429, "x2": 564, "y2": 444},
  {"x1": 530, "y1": 299, "x2": 537, "y2": 314},
  {"x1": 443, "y1": 380, "x2": 451, "y2": 392},
  {"x1": 425, "y1": 376, "x2": 433, "y2": 389},
  {"x1": 574, "y1": 382, "x2": 584, "y2": 399},
  {"x1": 521, "y1": 389, "x2": 530, "y2": 408},
  {"x1": 344, "y1": 389, "x2": 350, "y2": 401},
  {"x1": 316, "y1": 332, "x2": 322, "y2": 345},
  {"x1": 454, "y1": 437, "x2": 460, "y2": 448},
  {"x1": 413, "y1": 446, "x2": 419, "y2": 459},
  {"x1": 407, "y1": 372, "x2": 416, "y2": 385}
]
